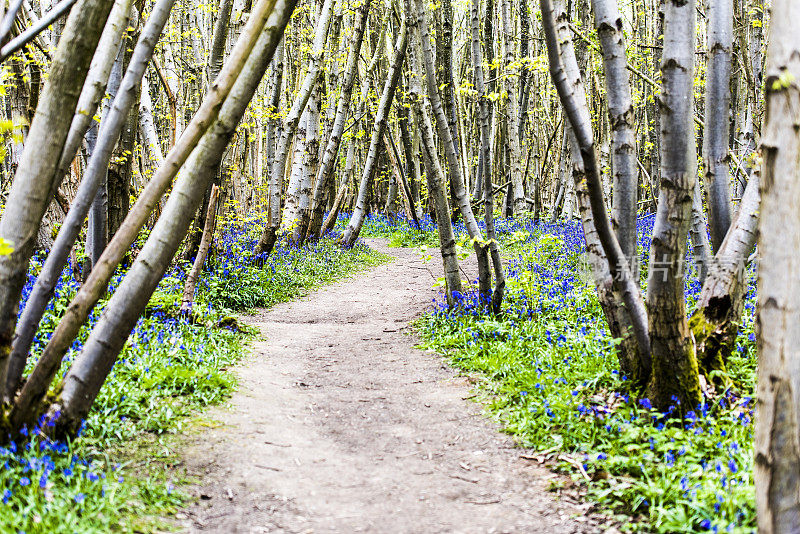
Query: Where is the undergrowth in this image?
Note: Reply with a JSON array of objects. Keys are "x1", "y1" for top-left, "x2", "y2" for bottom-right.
[
  {"x1": 1, "y1": 218, "x2": 387, "y2": 533},
  {"x1": 364, "y1": 212, "x2": 756, "y2": 533}
]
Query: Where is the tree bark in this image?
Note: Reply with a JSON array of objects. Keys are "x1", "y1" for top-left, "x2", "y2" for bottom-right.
[
  {"x1": 702, "y1": 0, "x2": 733, "y2": 252},
  {"x1": 591, "y1": 0, "x2": 638, "y2": 279},
  {"x1": 500, "y1": 0, "x2": 524, "y2": 215},
  {"x1": 645, "y1": 0, "x2": 702, "y2": 411},
  {"x1": 340, "y1": 22, "x2": 408, "y2": 247},
  {"x1": 181, "y1": 184, "x2": 220, "y2": 313},
  {"x1": 755, "y1": 1, "x2": 800, "y2": 526}
]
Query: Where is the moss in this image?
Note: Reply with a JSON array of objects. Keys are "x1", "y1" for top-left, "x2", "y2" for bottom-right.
[{"x1": 689, "y1": 309, "x2": 733, "y2": 389}]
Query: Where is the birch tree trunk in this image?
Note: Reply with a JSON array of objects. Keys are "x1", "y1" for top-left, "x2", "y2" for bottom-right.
[
  {"x1": 408, "y1": 50, "x2": 463, "y2": 307},
  {"x1": 702, "y1": 0, "x2": 733, "y2": 252},
  {"x1": 0, "y1": 0, "x2": 114, "y2": 402},
  {"x1": 645, "y1": 0, "x2": 702, "y2": 411},
  {"x1": 500, "y1": 0, "x2": 524, "y2": 215},
  {"x1": 755, "y1": 1, "x2": 800, "y2": 526},
  {"x1": 139, "y1": 74, "x2": 165, "y2": 167},
  {"x1": 340, "y1": 22, "x2": 408, "y2": 247},
  {"x1": 591, "y1": 0, "x2": 638, "y2": 278}
]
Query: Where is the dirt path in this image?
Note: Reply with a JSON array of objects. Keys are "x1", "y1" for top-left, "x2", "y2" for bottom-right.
[{"x1": 175, "y1": 239, "x2": 600, "y2": 533}]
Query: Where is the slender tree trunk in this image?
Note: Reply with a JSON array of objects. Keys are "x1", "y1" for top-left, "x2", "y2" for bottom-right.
[
  {"x1": 340, "y1": 22, "x2": 408, "y2": 247},
  {"x1": 645, "y1": 0, "x2": 702, "y2": 411},
  {"x1": 755, "y1": 1, "x2": 800, "y2": 526},
  {"x1": 500, "y1": 0, "x2": 524, "y2": 214},
  {"x1": 702, "y1": 0, "x2": 733, "y2": 252},
  {"x1": 592, "y1": 0, "x2": 638, "y2": 278},
  {"x1": 139, "y1": 74, "x2": 165, "y2": 167},
  {"x1": 408, "y1": 54, "x2": 463, "y2": 307},
  {"x1": 413, "y1": 0, "x2": 499, "y2": 309},
  {"x1": 181, "y1": 184, "x2": 220, "y2": 312}
]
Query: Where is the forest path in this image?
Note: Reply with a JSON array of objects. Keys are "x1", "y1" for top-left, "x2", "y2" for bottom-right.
[{"x1": 175, "y1": 239, "x2": 599, "y2": 534}]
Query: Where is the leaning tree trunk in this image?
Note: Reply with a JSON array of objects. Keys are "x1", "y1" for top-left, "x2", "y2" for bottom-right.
[
  {"x1": 689, "y1": 173, "x2": 759, "y2": 378},
  {"x1": 23, "y1": 0, "x2": 297, "y2": 436},
  {"x1": 412, "y1": 0, "x2": 498, "y2": 309},
  {"x1": 6, "y1": 0, "x2": 174, "y2": 398},
  {"x1": 181, "y1": 184, "x2": 220, "y2": 313},
  {"x1": 592, "y1": 0, "x2": 638, "y2": 279},
  {"x1": 408, "y1": 53, "x2": 463, "y2": 307},
  {"x1": 543, "y1": 0, "x2": 651, "y2": 385},
  {"x1": 255, "y1": 0, "x2": 335, "y2": 256},
  {"x1": 0, "y1": 0, "x2": 115, "y2": 402},
  {"x1": 645, "y1": 0, "x2": 702, "y2": 411},
  {"x1": 305, "y1": 0, "x2": 371, "y2": 240},
  {"x1": 754, "y1": 1, "x2": 800, "y2": 527},
  {"x1": 8, "y1": 0, "x2": 286, "y2": 430},
  {"x1": 703, "y1": 0, "x2": 734, "y2": 252},
  {"x1": 340, "y1": 22, "x2": 408, "y2": 247}
]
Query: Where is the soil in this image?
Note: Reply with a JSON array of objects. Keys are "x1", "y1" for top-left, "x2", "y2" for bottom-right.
[{"x1": 174, "y1": 239, "x2": 605, "y2": 533}]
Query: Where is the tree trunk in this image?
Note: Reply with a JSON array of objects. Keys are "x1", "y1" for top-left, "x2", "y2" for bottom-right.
[
  {"x1": 690, "y1": 173, "x2": 759, "y2": 378},
  {"x1": 500, "y1": 0, "x2": 524, "y2": 215},
  {"x1": 592, "y1": 0, "x2": 638, "y2": 279},
  {"x1": 340, "y1": 22, "x2": 408, "y2": 247},
  {"x1": 645, "y1": 0, "x2": 701, "y2": 411},
  {"x1": 702, "y1": 0, "x2": 733, "y2": 252},
  {"x1": 755, "y1": 1, "x2": 800, "y2": 526},
  {"x1": 408, "y1": 56, "x2": 463, "y2": 307},
  {"x1": 413, "y1": 0, "x2": 499, "y2": 309},
  {"x1": 181, "y1": 184, "x2": 220, "y2": 312},
  {"x1": 543, "y1": 0, "x2": 651, "y2": 385}
]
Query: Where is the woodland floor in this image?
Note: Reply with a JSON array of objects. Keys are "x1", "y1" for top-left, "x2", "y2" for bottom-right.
[{"x1": 171, "y1": 239, "x2": 604, "y2": 533}]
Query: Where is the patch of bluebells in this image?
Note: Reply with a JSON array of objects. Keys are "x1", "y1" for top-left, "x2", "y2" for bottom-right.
[
  {"x1": 5, "y1": 214, "x2": 382, "y2": 531},
  {"x1": 376, "y1": 212, "x2": 759, "y2": 532}
]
